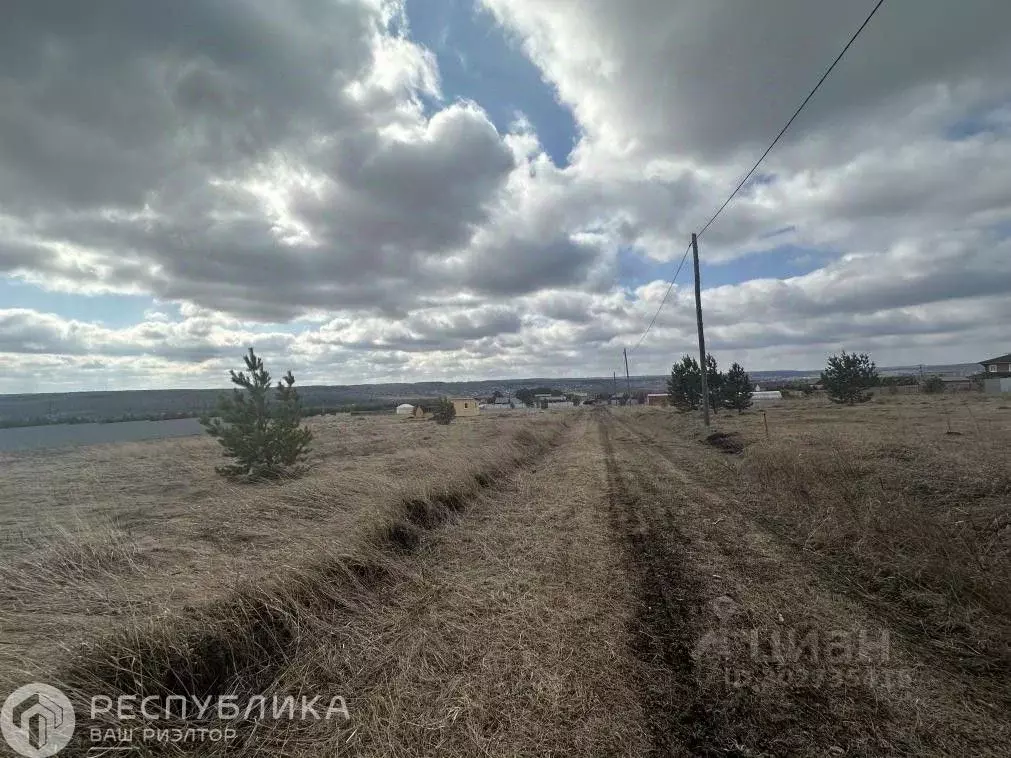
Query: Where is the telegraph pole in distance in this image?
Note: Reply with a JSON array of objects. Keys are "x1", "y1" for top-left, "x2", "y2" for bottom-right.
[
  {"x1": 613, "y1": 371, "x2": 618, "y2": 399},
  {"x1": 623, "y1": 347, "x2": 633, "y2": 401},
  {"x1": 692, "y1": 233, "x2": 710, "y2": 427}
]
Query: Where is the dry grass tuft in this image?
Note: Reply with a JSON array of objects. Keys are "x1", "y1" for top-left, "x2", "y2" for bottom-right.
[
  {"x1": 742, "y1": 436, "x2": 1011, "y2": 682},
  {"x1": 0, "y1": 523, "x2": 147, "y2": 607}
]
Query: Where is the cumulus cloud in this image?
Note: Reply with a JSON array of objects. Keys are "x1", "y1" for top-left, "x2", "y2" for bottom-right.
[
  {"x1": 0, "y1": 0, "x2": 593, "y2": 322},
  {"x1": 2, "y1": 0, "x2": 1011, "y2": 391}
]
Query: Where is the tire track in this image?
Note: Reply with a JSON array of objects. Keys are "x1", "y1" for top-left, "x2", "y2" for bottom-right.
[
  {"x1": 596, "y1": 410, "x2": 723, "y2": 757},
  {"x1": 600, "y1": 408, "x2": 1008, "y2": 757},
  {"x1": 613, "y1": 410, "x2": 1011, "y2": 702}
]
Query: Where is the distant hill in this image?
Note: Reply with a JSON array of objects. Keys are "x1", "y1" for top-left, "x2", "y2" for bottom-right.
[
  {"x1": 0, "y1": 378, "x2": 618, "y2": 426},
  {"x1": 0, "y1": 362, "x2": 984, "y2": 427}
]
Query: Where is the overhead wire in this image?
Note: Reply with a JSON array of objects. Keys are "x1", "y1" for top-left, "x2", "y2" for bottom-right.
[
  {"x1": 625, "y1": 0, "x2": 887, "y2": 363},
  {"x1": 697, "y1": 0, "x2": 887, "y2": 239},
  {"x1": 629, "y1": 241, "x2": 691, "y2": 354}
]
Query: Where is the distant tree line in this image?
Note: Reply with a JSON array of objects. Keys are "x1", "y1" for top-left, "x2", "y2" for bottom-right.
[
  {"x1": 514, "y1": 387, "x2": 554, "y2": 406},
  {"x1": 0, "y1": 402, "x2": 399, "y2": 429},
  {"x1": 0, "y1": 409, "x2": 202, "y2": 429}
]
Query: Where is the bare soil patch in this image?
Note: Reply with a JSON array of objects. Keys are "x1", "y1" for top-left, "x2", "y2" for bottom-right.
[{"x1": 703, "y1": 431, "x2": 745, "y2": 454}]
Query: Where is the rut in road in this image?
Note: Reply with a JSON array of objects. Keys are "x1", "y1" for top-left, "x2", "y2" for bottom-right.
[
  {"x1": 598, "y1": 408, "x2": 1006, "y2": 757},
  {"x1": 599, "y1": 411, "x2": 722, "y2": 756}
]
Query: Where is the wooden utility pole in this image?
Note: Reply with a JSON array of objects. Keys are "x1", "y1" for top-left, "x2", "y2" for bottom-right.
[
  {"x1": 623, "y1": 347, "x2": 632, "y2": 400},
  {"x1": 613, "y1": 371, "x2": 618, "y2": 399},
  {"x1": 692, "y1": 233, "x2": 710, "y2": 427}
]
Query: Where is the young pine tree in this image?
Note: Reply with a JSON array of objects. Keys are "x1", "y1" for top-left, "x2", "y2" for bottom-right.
[
  {"x1": 722, "y1": 362, "x2": 754, "y2": 413},
  {"x1": 200, "y1": 348, "x2": 313, "y2": 480},
  {"x1": 821, "y1": 351, "x2": 878, "y2": 405},
  {"x1": 705, "y1": 354, "x2": 724, "y2": 415},
  {"x1": 668, "y1": 355, "x2": 702, "y2": 410}
]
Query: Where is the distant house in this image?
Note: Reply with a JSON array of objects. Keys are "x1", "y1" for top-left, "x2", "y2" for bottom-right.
[
  {"x1": 450, "y1": 397, "x2": 479, "y2": 417},
  {"x1": 395, "y1": 403, "x2": 414, "y2": 415},
  {"x1": 981, "y1": 353, "x2": 1011, "y2": 394},
  {"x1": 981, "y1": 353, "x2": 1011, "y2": 376},
  {"x1": 645, "y1": 393, "x2": 669, "y2": 407}
]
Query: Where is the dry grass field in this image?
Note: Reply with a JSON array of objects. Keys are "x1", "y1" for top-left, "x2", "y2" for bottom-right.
[
  {"x1": 0, "y1": 413, "x2": 566, "y2": 681},
  {"x1": 607, "y1": 393, "x2": 1010, "y2": 755},
  {"x1": 0, "y1": 394, "x2": 1008, "y2": 756}
]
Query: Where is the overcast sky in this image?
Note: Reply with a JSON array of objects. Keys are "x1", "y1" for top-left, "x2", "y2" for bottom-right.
[{"x1": 2, "y1": 0, "x2": 1010, "y2": 392}]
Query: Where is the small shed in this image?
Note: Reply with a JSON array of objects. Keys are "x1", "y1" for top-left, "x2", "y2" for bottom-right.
[
  {"x1": 450, "y1": 397, "x2": 479, "y2": 417},
  {"x1": 646, "y1": 393, "x2": 669, "y2": 407},
  {"x1": 395, "y1": 403, "x2": 414, "y2": 415}
]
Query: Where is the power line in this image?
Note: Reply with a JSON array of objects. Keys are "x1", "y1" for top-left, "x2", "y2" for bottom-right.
[
  {"x1": 697, "y1": 0, "x2": 886, "y2": 238},
  {"x1": 626, "y1": 0, "x2": 886, "y2": 363},
  {"x1": 629, "y1": 240, "x2": 692, "y2": 353}
]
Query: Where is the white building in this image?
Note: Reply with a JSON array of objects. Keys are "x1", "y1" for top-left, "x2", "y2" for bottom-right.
[{"x1": 395, "y1": 403, "x2": 415, "y2": 415}]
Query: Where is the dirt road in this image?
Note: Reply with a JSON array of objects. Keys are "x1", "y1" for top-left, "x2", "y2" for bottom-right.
[
  {"x1": 598, "y1": 408, "x2": 1008, "y2": 757},
  {"x1": 32, "y1": 408, "x2": 1011, "y2": 757}
]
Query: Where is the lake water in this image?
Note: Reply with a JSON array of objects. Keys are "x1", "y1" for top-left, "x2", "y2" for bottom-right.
[{"x1": 0, "y1": 418, "x2": 205, "y2": 453}]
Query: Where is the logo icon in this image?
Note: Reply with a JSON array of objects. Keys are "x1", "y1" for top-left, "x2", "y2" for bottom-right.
[{"x1": 1, "y1": 684, "x2": 75, "y2": 757}]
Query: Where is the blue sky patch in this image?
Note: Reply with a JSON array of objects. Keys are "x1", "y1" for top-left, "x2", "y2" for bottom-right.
[
  {"x1": 0, "y1": 277, "x2": 155, "y2": 327},
  {"x1": 404, "y1": 0, "x2": 580, "y2": 167},
  {"x1": 701, "y1": 244, "x2": 832, "y2": 287},
  {"x1": 618, "y1": 244, "x2": 831, "y2": 290},
  {"x1": 945, "y1": 101, "x2": 1011, "y2": 140}
]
